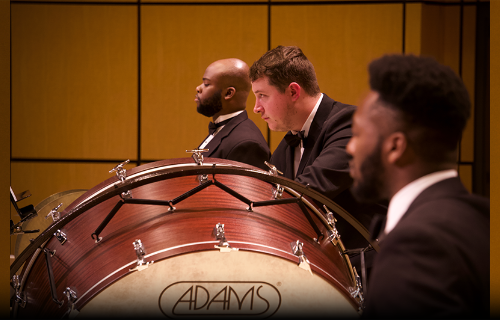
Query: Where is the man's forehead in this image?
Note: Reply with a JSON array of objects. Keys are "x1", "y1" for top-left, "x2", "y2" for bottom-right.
[
  {"x1": 204, "y1": 62, "x2": 225, "y2": 78},
  {"x1": 251, "y1": 76, "x2": 271, "y2": 90}
]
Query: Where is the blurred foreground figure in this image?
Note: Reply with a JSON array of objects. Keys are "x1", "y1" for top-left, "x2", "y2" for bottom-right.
[{"x1": 347, "y1": 54, "x2": 489, "y2": 318}]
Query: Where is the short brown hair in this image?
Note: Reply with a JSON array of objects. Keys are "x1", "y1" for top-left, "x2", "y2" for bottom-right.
[{"x1": 250, "y1": 46, "x2": 320, "y2": 96}]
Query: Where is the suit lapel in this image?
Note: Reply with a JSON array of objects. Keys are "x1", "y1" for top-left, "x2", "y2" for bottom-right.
[
  {"x1": 296, "y1": 94, "x2": 336, "y2": 176},
  {"x1": 284, "y1": 144, "x2": 295, "y2": 179},
  {"x1": 203, "y1": 111, "x2": 248, "y2": 157},
  {"x1": 401, "y1": 177, "x2": 469, "y2": 222}
]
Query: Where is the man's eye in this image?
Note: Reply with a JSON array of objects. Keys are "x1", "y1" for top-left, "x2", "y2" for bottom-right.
[{"x1": 204, "y1": 84, "x2": 209, "y2": 87}]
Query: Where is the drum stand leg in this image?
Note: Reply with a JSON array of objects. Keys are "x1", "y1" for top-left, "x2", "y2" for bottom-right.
[
  {"x1": 345, "y1": 244, "x2": 372, "y2": 296},
  {"x1": 43, "y1": 248, "x2": 64, "y2": 307}
]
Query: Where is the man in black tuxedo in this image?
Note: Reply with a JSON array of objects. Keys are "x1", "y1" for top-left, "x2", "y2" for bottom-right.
[
  {"x1": 195, "y1": 58, "x2": 270, "y2": 170},
  {"x1": 347, "y1": 54, "x2": 489, "y2": 318},
  {"x1": 250, "y1": 46, "x2": 385, "y2": 253}
]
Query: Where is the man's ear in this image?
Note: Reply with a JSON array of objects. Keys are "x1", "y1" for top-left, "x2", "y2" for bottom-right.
[
  {"x1": 224, "y1": 87, "x2": 236, "y2": 100},
  {"x1": 288, "y1": 82, "x2": 301, "y2": 101},
  {"x1": 384, "y1": 131, "x2": 409, "y2": 165}
]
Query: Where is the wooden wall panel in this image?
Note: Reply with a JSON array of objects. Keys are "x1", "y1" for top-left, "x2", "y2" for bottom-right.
[
  {"x1": 459, "y1": 164, "x2": 473, "y2": 193},
  {"x1": 460, "y1": 5, "x2": 477, "y2": 164},
  {"x1": 11, "y1": 4, "x2": 138, "y2": 160},
  {"x1": 269, "y1": 3, "x2": 403, "y2": 152},
  {"x1": 411, "y1": 4, "x2": 475, "y2": 190},
  {"x1": 421, "y1": 4, "x2": 461, "y2": 73},
  {"x1": 405, "y1": 3, "x2": 422, "y2": 55},
  {"x1": 141, "y1": 5, "x2": 268, "y2": 160}
]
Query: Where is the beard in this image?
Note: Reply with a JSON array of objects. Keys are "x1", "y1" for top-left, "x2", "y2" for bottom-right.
[
  {"x1": 350, "y1": 141, "x2": 387, "y2": 204},
  {"x1": 196, "y1": 89, "x2": 223, "y2": 117}
]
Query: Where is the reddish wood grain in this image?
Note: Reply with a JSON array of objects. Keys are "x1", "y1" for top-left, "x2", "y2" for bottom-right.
[{"x1": 15, "y1": 159, "x2": 359, "y2": 318}]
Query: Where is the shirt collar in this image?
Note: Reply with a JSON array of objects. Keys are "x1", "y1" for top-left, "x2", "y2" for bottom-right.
[
  {"x1": 291, "y1": 93, "x2": 323, "y2": 137},
  {"x1": 385, "y1": 169, "x2": 458, "y2": 234},
  {"x1": 215, "y1": 110, "x2": 244, "y2": 124}
]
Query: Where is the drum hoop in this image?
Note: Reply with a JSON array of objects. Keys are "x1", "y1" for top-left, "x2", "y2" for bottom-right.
[
  {"x1": 34, "y1": 189, "x2": 88, "y2": 212},
  {"x1": 10, "y1": 161, "x2": 379, "y2": 277},
  {"x1": 77, "y1": 241, "x2": 353, "y2": 306}
]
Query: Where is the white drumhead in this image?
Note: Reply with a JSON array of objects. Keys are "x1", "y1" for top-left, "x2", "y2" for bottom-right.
[{"x1": 78, "y1": 250, "x2": 359, "y2": 318}]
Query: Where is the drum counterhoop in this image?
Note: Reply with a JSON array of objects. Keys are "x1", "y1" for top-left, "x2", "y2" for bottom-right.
[{"x1": 11, "y1": 158, "x2": 375, "y2": 319}]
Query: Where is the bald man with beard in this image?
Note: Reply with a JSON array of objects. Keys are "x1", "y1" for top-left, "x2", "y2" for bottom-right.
[{"x1": 195, "y1": 58, "x2": 270, "y2": 170}]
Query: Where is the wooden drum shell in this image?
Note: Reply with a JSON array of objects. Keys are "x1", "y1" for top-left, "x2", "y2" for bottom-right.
[{"x1": 12, "y1": 158, "x2": 363, "y2": 318}]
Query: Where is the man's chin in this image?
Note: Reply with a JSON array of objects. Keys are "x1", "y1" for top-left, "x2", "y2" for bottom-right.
[{"x1": 350, "y1": 185, "x2": 381, "y2": 204}]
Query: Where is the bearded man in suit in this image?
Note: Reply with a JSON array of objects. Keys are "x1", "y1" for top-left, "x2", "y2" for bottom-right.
[
  {"x1": 195, "y1": 58, "x2": 270, "y2": 170},
  {"x1": 347, "y1": 54, "x2": 489, "y2": 318}
]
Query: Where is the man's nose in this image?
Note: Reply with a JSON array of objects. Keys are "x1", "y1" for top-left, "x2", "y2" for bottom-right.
[
  {"x1": 346, "y1": 138, "x2": 354, "y2": 157},
  {"x1": 253, "y1": 101, "x2": 263, "y2": 114},
  {"x1": 196, "y1": 84, "x2": 202, "y2": 94}
]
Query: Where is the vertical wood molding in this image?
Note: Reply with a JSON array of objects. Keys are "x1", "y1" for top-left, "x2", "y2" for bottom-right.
[
  {"x1": 490, "y1": 1, "x2": 499, "y2": 317},
  {"x1": 1, "y1": 0, "x2": 11, "y2": 316}
]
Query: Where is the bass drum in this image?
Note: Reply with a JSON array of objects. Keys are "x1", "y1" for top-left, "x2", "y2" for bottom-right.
[
  {"x1": 11, "y1": 158, "x2": 368, "y2": 319},
  {"x1": 14, "y1": 189, "x2": 87, "y2": 258}
]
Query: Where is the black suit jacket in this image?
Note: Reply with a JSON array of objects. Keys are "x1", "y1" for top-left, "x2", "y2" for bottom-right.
[
  {"x1": 270, "y1": 94, "x2": 385, "y2": 250},
  {"x1": 199, "y1": 110, "x2": 270, "y2": 171},
  {"x1": 364, "y1": 177, "x2": 489, "y2": 318}
]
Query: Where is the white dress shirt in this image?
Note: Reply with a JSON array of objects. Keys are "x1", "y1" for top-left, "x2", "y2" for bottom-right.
[{"x1": 291, "y1": 93, "x2": 323, "y2": 178}]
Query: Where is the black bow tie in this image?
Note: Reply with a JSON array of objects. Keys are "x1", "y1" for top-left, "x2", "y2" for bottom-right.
[
  {"x1": 284, "y1": 131, "x2": 306, "y2": 147},
  {"x1": 208, "y1": 118, "x2": 232, "y2": 135}
]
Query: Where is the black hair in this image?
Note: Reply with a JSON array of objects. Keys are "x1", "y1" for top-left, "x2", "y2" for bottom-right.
[{"x1": 369, "y1": 54, "x2": 471, "y2": 160}]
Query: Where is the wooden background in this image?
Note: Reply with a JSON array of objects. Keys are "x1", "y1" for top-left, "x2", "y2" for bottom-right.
[{"x1": 2, "y1": 0, "x2": 495, "y2": 316}]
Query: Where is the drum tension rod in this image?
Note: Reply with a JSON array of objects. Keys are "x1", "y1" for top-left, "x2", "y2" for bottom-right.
[
  {"x1": 212, "y1": 179, "x2": 252, "y2": 209},
  {"x1": 297, "y1": 196, "x2": 324, "y2": 243},
  {"x1": 43, "y1": 248, "x2": 64, "y2": 307},
  {"x1": 91, "y1": 200, "x2": 125, "y2": 243},
  {"x1": 91, "y1": 180, "x2": 215, "y2": 243},
  {"x1": 212, "y1": 179, "x2": 323, "y2": 241}
]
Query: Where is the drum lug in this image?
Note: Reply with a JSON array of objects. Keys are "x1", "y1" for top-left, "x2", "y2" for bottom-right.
[
  {"x1": 265, "y1": 161, "x2": 285, "y2": 199},
  {"x1": 109, "y1": 159, "x2": 130, "y2": 183},
  {"x1": 272, "y1": 185, "x2": 284, "y2": 199},
  {"x1": 197, "y1": 174, "x2": 209, "y2": 185},
  {"x1": 290, "y1": 240, "x2": 312, "y2": 275},
  {"x1": 45, "y1": 203, "x2": 63, "y2": 222},
  {"x1": 129, "y1": 239, "x2": 154, "y2": 272},
  {"x1": 213, "y1": 223, "x2": 238, "y2": 252},
  {"x1": 187, "y1": 149, "x2": 210, "y2": 184},
  {"x1": 110, "y1": 160, "x2": 133, "y2": 198},
  {"x1": 54, "y1": 229, "x2": 67, "y2": 245},
  {"x1": 121, "y1": 190, "x2": 133, "y2": 199},
  {"x1": 323, "y1": 205, "x2": 340, "y2": 245},
  {"x1": 186, "y1": 149, "x2": 209, "y2": 165},
  {"x1": 349, "y1": 267, "x2": 364, "y2": 307},
  {"x1": 11, "y1": 275, "x2": 26, "y2": 308},
  {"x1": 63, "y1": 287, "x2": 78, "y2": 316}
]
